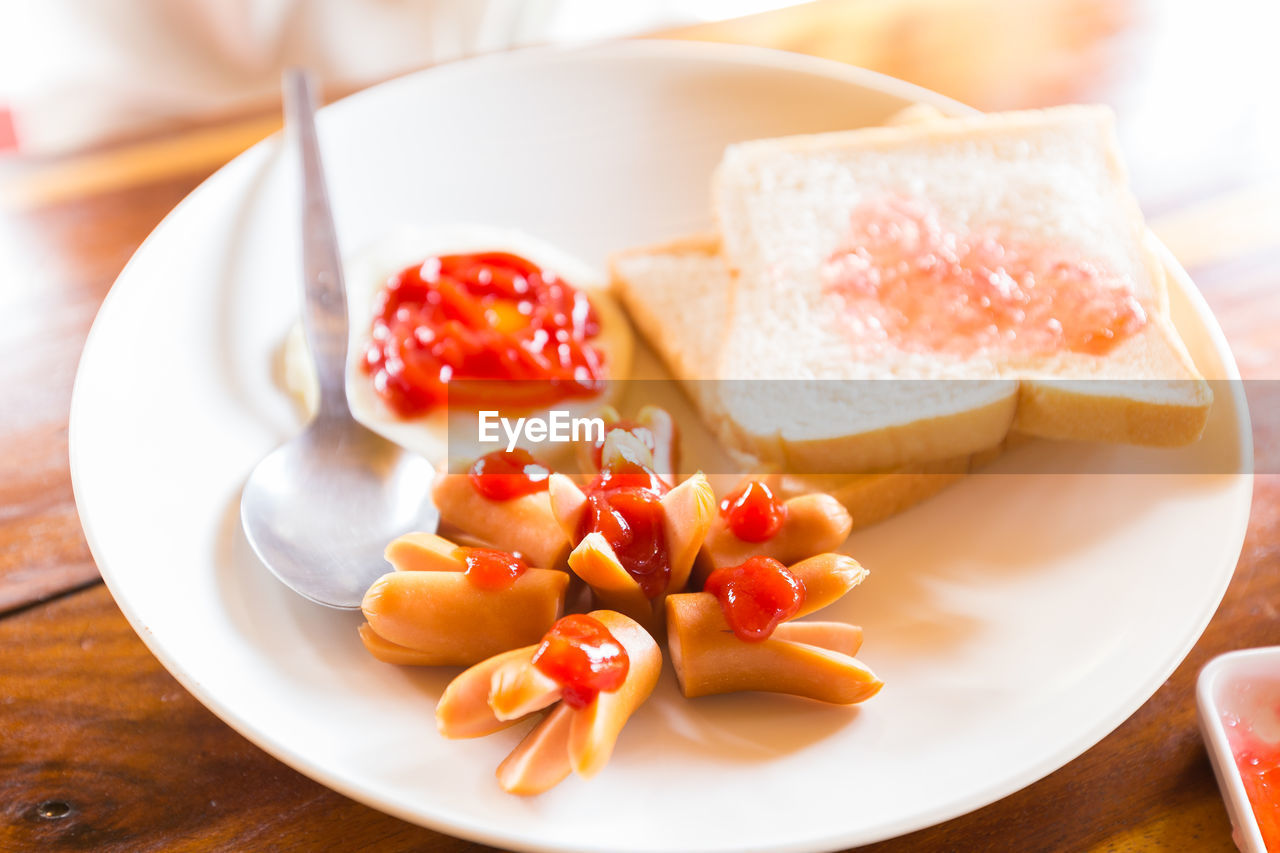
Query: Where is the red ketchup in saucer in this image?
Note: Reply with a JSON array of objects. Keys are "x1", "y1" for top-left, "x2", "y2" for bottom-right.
[
  {"x1": 362, "y1": 252, "x2": 604, "y2": 416},
  {"x1": 531, "y1": 614, "x2": 630, "y2": 709}
]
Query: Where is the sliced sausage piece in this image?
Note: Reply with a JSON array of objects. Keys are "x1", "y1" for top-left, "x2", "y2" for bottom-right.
[
  {"x1": 358, "y1": 622, "x2": 443, "y2": 666},
  {"x1": 433, "y1": 470, "x2": 570, "y2": 569},
  {"x1": 488, "y1": 657, "x2": 562, "y2": 721},
  {"x1": 772, "y1": 621, "x2": 864, "y2": 657},
  {"x1": 565, "y1": 533, "x2": 652, "y2": 626},
  {"x1": 496, "y1": 704, "x2": 575, "y2": 795},
  {"x1": 661, "y1": 473, "x2": 716, "y2": 595},
  {"x1": 442, "y1": 610, "x2": 662, "y2": 793},
  {"x1": 384, "y1": 531, "x2": 466, "y2": 572},
  {"x1": 666, "y1": 593, "x2": 881, "y2": 704},
  {"x1": 636, "y1": 405, "x2": 680, "y2": 487},
  {"x1": 436, "y1": 645, "x2": 540, "y2": 738},
  {"x1": 567, "y1": 610, "x2": 662, "y2": 778},
  {"x1": 548, "y1": 473, "x2": 588, "y2": 537},
  {"x1": 361, "y1": 570, "x2": 568, "y2": 666},
  {"x1": 787, "y1": 553, "x2": 868, "y2": 618},
  {"x1": 693, "y1": 491, "x2": 853, "y2": 586}
]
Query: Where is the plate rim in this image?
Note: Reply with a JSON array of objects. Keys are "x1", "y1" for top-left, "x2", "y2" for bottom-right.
[{"x1": 68, "y1": 38, "x2": 1254, "y2": 853}]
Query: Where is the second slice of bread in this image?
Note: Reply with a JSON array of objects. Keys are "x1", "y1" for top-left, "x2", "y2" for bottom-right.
[
  {"x1": 611, "y1": 232, "x2": 981, "y2": 521},
  {"x1": 709, "y1": 105, "x2": 1211, "y2": 472}
]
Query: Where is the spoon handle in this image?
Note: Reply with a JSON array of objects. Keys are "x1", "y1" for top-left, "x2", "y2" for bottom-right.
[{"x1": 283, "y1": 68, "x2": 350, "y2": 419}]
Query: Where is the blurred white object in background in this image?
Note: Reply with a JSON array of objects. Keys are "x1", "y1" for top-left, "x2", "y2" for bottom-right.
[{"x1": 0, "y1": 0, "x2": 801, "y2": 155}]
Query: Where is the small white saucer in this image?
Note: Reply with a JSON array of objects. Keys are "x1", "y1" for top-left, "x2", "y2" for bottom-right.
[{"x1": 1197, "y1": 647, "x2": 1280, "y2": 853}]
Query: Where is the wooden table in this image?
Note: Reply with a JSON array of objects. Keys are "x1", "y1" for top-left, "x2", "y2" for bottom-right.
[{"x1": 3, "y1": 1, "x2": 1277, "y2": 849}]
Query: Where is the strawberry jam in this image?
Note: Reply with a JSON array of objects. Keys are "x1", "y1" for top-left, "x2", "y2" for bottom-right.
[
  {"x1": 822, "y1": 197, "x2": 1147, "y2": 359},
  {"x1": 576, "y1": 444, "x2": 671, "y2": 599},
  {"x1": 531, "y1": 614, "x2": 630, "y2": 709},
  {"x1": 468, "y1": 449, "x2": 550, "y2": 501},
  {"x1": 705, "y1": 556, "x2": 806, "y2": 642},
  {"x1": 720, "y1": 480, "x2": 787, "y2": 542},
  {"x1": 1221, "y1": 679, "x2": 1280, "y2": 850},
  {"x1": 457, "y1": 547, "x2": 527, "y2": 590},
  {"x1": 362, "y1": 252, "x2": 605, "y2": 417}
]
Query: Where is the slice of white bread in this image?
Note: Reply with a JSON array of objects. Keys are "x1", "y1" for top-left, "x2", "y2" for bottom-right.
[
  {"x1": 611, "y1": 230, "x2": 979, "y2": 525},
  {"x1": 612, "y1": 105, "x2": 982, "y2": 517},
  {"x1": 710, "y1": 104, "x2": 1211, "y2": 472},
  {"x1": 610, "y1": 233, "x2": 729, "y2": 420},
  {"x1": 611, "y1": 103, "x2": 947, "y2": 389},
  {"x1": 613, "y1": 106, "x2": 1016, "y2": 476}
]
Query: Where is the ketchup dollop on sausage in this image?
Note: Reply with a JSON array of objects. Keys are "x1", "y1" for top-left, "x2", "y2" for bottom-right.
[
  {"x1": 719, "y1": 480, "x2": 787, "y2": 542},
  {"x1": 705, "y1": 556, "x2": 806, "y2": 642},
  {"x1": 576, "y1": 446, "x2": 671, "y2": 599},
  {"x1": 363, "y1": 252, "x2": 605, "y2": 416},
  {"x1": 457, "y1": 547, "x2": 527, "y2": 590},
  {"x1": 531, "y1": 614, "x2": 630, "y2": 709},
  {"x1": 468, "y1": 449, "x2": 550, "y2": 501}
]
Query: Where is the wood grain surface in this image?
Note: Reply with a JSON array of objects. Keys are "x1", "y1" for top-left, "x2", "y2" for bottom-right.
[{"x1": 1, "y1": 0, "x2": 1278, "y2": 850}]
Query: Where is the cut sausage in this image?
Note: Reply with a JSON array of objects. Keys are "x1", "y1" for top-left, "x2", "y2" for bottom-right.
[
  {"x1": 496, "y1": 705, "x2": 575, "y2": 795},
  {"x1": 436, "y1": 645, "x2": 540, "y2": 738},
  {"x1": 488, "y1": 657, "x2": 562, "y2": 721},
  {"x1": 565, "y1": 533, "x2": 652, "y2": 626},
  {"x1": 384, "y1": 531, "x2": 465, "y2": 572},
  {"x1": 666, "y1": 593, "x2": 881, "y2": 704},
  {"x1": 772, "y1": 621, "x2": 863, "y2": 656},
  {"x1": 439, "y1": 609, "x2": 662, "y2": 794},
  {"x1": 361, "y1": 569, "x2": 568, "y2": 666},
  {"x1": 787, "y1": 553, "x2": 868, "y2": 618},
  {"x1": 433, "y1": 470, "x2": 570, "y2": 569},
  {"x1": 567, "y1": 610, "x2": 662, "y2": 778},
  {"x1": 660, "y1": 473, "x2": 716, "y2": 595},
  {"x1": 694, "y1": 490, "x2": 853, "y2": 586}
]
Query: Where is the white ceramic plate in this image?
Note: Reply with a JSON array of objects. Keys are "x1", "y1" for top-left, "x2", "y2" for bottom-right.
[{"x1": 70, "y1": 41, "x2": 1253, "y2": 853}]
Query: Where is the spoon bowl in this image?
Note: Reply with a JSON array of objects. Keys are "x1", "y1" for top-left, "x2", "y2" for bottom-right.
[
  {"x1": 240, "y1": 69, "x2": 438, "y2": 609},
  {"x1": 241, "y1": 417, "x2": 438, "y2": 609}
]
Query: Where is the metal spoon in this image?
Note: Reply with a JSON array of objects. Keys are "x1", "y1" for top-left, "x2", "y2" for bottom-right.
[{"x1": 240, "y1": 70, "x2": 438, "y2": 609}]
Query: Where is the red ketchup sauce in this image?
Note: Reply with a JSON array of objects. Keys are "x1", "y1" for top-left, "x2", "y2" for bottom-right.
[
  {"x1": 531, "y1": 614, "x2": 630, "y2": 709},
  {"x1": 821, "y1": 197, "x2": 1148, "y2": 359},
  {"x1": 1222, "y1": 681, "x2": 1280, "y2": 849},
  {"x1": 705, "y1": 556, "x2": 806, "y2": 643},
  {"x1": 457, "y1": 547, "x2": 527, "y2": 590},
  {"x1": 576, "y1": 449, "x2": 671, "y2": 599},
  {"x1": 720, "y1": 480, "x2": 787, "y2": 543},
  {"x1": 468, "y1": 449, "x2": 550, "y2": 501},
  {"x1": 362, "y1": 252, "x2": 605, "y2": 416}
]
